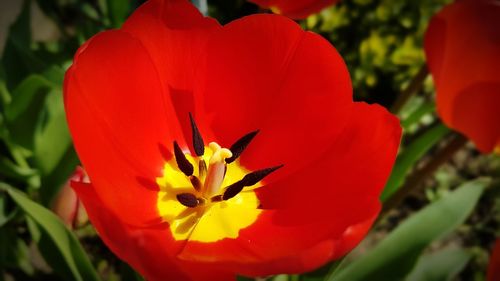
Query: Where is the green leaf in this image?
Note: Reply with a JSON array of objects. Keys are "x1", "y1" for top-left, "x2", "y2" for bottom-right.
[
  {"x1": 2, "y1": 70, "x2": 70, "y2": 180},
  {"x1": 273, "y1": 275, "x2": 290, "y2": 281},
  {"x1": 4, "y1": 75, "x2": 56, "y2": 149},
  {"x1": 297, "y1": 259, "x2": 345, "y2": 281},
  {"x1": 40, "y1": 145, "x2": 79, "y2": 206},
  {"x1": 381, "y1": 123, "x2": 450, "y2": 201},
  {"x1": 330, "y1": 178, "x2": 488, "y2": 281},
  {"x1": 26, "y1": 215, "x2": 87, "y2": 280},
  {"x1": 5, "y1": 186, "x2": 100, "y2": 281},
  {"x1": 5, "y1": 75, "x2": 56, "y2": 122},
  {"x1": 0, "y1": 70, "x2": 11, "y2": 107},
  {"x1": 34, "y1": 88, "x2": 72, "y2": 175},
  {"x1": 41, "y1": 65, "x2": 66, "y2": 86},
  {"x1": 0, "y1": 194, "x2": 18, "y2": 227},
  {"x1": 106, "y1": 0, "x2": 131, "y2": 27},
  {"x1": 401, "y1": 102, "x2": 435, "y2": 130},
  {"x1": 0, "y1": 155, "x2": 37, "y2": 180},
  {"x1": 405, "y1": 246, "x2": 471, "y2": 281}
]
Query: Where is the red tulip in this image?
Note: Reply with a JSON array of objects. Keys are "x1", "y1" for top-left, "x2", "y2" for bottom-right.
[
  {"x1": 424, "y1": 0, "x2": 500, "y2": 153},
  {"x1": 51, "y1": 167, "x2": 88, "y2": 229},
  {"x1": 64, "y1": 0, "x2": 401, "y2": 280},
  {"x1": 488, "y1": 239, "x2": 500, "y2": 281},
  {"x1": 250, "y1": 0, "x2": 340, "y2": 19}
]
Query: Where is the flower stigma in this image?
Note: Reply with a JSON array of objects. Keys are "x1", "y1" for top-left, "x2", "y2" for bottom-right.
[{"x1": 204, "y1": 142, "x2": 232, "y2": 197}]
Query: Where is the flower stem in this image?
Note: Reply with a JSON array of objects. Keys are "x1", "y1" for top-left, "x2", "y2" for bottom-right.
[
  {"x1": 391, "y1": 65, "x2": 429, "y2": 114},
  {"x1": 381, "y1": 133, "x2": 468, "y2": 215}
]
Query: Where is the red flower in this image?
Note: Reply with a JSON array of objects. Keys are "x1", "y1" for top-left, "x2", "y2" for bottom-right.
[
  {"x1": 51, "y1": 167, "x2": 88, "y2": 229},
  {"x1": 64, "y1": 0, "x2": 401, "y2": 280},
  {"x1": 424, "y1": 0, "x2": 500, "y2": 153},
  {"x1": 249, "y1": 0, "x2": 340, "y2": 19},
  {"x1": 488, "y1": 239, "x2": 500, "y2": 281}
]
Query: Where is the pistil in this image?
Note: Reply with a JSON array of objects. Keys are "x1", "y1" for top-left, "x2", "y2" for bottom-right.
[{"x1": 204, "y1": 142, "x2": 233, "y2": 196}]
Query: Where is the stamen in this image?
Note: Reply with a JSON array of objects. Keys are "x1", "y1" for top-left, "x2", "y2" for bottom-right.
[
  {"x1": 189, "y1": 113, "x2": 205, "y2": 157},
  {"x1": 204, "y1": 142, "x2": 233, "y2": 196},
  {"x1": 222, "y1": 181, "x2": 245, "y2": 201},
  {"x1": 173, "y1": 141, "x2": 194, "y2": 176},
  {"x1": 176, "y1": 193, "x2": 199, "y2": 208},
  {"x1": 222, "y1": 164, "x2": 283, "y2": 200},
  {"x1": 240, "y1": 165, "x2": 284, "y2": 186},
  {"x1": 198, "y1": 159, "x2": 207, "y2": 180},
  {"x1": 190, "y1": 175, "x2": 202, "y2": 192},
  {"x1": 226, "y1": 130, "x2": 259, "y2": 164},
  {"x1": 210, "y1": 195, "x2": 223, "y2": 202}
]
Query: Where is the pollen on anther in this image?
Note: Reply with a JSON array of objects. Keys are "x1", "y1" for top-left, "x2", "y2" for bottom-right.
[
  {"x1": 222, "y1": 164, "x2": 284, "y2": 200},
  {"x1": 173, "y1": 141, "x2": 194, "y2": 176},
  {"x1": 190, "y1": 175, "x2": 202, "y2": 191},
  {"x1": 226, "y1": 130, "x2": 259, "y2": 164},
  {"x1": 177, "y1": 193, "x2": 198, "y2": 208},
  {"x1": 189, "y1": 113, "x2": 205, "y2": 157}
]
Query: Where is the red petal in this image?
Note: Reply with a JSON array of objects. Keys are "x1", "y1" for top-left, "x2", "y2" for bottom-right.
[
  {"x1": 257, "y1": 102, "x2": 401, "y2": 209},
  {"x1": 329, "y1": 214, "x2": 375, "y2": 260},
  {"x1": 450, "y1": 85, "x2": 500, "y2": 153},
  {"x1": 72, "y1": 181, "x2": 234, "y2": 281},
  {"x1": 424, "y1": 0, "x2": 500, "y2": 153},
  {"x1": 227, "y1": 214, "x2": 376, "y2": 277},
  {"x1": 122, "y1": 0, "x2": 220, "y2": 90},
  {"x1": 488, "y1": 239, "x2": 500, "y2": 281},
  {"x1": 64, "y1": 30, "x2": 173, "y2": 226},
  {"x1": 197, "y1": 14, "x2": 353, "y2": 180},
  {"x1": 122, "y1": 0, "x2": 221, "y2": 152},
  {"x1": 250, "y1": 0, "x2": 340, "y2": 19}
]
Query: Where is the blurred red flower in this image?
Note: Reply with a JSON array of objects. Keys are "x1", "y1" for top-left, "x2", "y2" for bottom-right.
[
  {"x1": 488, "y1": 239, "x2": 500, "y2": 281},
  {"x1": 249, "y1": 0, "x2": 339, "y2": 19},
  {"x1": 64, "y1": 0, "x2": 401, "y2": 280},
  {"x1": 424, "y1": 0, "x2": 500, "y2": 153},
  {"x1": 51, "y1": 167, "x2": 88, "y2": 229}
]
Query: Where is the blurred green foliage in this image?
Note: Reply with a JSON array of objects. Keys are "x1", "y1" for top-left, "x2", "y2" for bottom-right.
[
  {"x1": 306, "y1": 0, "x2": 451, "y2": 107},
  {"x1": 0, "y1": 1, "x2": 137, "y2": 279},
  {"x1": 0, "y1": 0, "x2": 498, "y2": 281},
  {"x1": 331, "y1": 179, "x2": 488, "y2": 281}
]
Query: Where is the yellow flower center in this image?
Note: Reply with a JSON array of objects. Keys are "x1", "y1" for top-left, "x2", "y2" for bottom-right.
[
  {"x1": 156, "y1": 142, "x2": 262, "y2": 242},
  {"x1": 155, "y1": 114, "x2": 283, "y2": 243}
]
